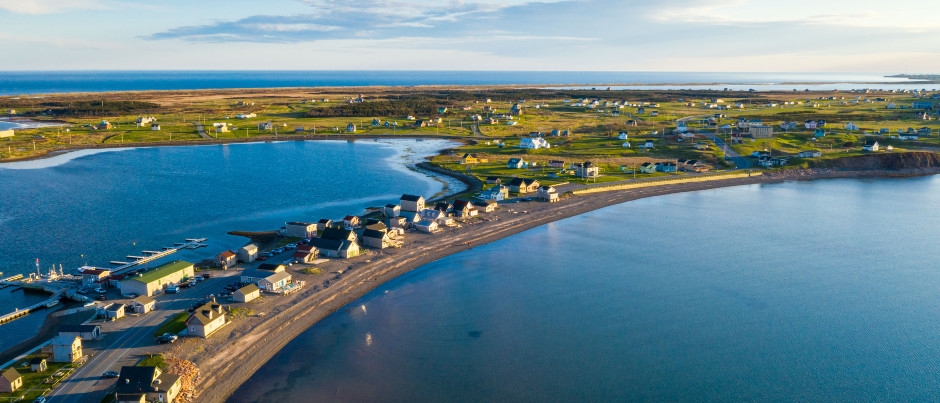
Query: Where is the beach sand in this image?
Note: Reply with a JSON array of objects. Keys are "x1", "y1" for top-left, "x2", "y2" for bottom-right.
[{"x1": 160, "y1": 167, "x2": 940, "y2": 403}]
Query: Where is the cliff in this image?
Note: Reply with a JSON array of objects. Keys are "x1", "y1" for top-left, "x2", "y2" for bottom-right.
[{"x1": 809, "y1": 152, "x2": 940, "y2": 171}]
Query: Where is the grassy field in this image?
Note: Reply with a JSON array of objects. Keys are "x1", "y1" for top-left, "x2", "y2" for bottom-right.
[{"x1": 2, "y1": 88, "x2": 937, "y2": 167}]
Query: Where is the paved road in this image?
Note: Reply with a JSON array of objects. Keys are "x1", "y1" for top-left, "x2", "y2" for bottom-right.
[
  {"x1": 470, "y1": 123, "x2": 483, "y2": 137},
  {"x1": 195, "y1": 122, "x2": 211, "y2": 140},
  {"x1": 704, "y1": 132, "x2": 751, "y2": 169},
  {"x1": 46, "y1": 270, "x2": 241, "y2": 403}
]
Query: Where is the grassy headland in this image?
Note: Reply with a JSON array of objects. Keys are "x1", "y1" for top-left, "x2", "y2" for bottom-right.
[{"x1": 4, "y1": 87, "x2": 939, "y2": 178}]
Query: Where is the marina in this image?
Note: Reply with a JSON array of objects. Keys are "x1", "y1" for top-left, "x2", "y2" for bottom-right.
[
  {"x1": 108, "y1": 238, "x2": 207, "y2": 273},
  {"x1": 0, "y1": 238, "x2": 207, "y2": 326}
]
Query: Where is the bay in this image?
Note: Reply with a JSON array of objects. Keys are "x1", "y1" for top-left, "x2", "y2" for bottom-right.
[
  {"x1": 231, "y1": 176, "x2": 940, "y2": 402},
  {"x1": 0, "y1": 139, "x2": 458, "y2": 347}
]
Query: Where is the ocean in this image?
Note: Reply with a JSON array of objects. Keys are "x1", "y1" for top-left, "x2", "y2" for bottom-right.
[
  {"x1": 5, "y1": 142, "x2": 940, "y2": 401},
  {"x1": 0, "y1": 71, "x2": 930, "y2": 96},
  {"x1": 0, "y1": 139, "x2": 458, "y2": 348},
  {"x1": 230, "y1": 176, "x2": 940, "y2": 402}
]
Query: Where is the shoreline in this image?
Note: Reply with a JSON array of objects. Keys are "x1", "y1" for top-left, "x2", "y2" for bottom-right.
[
  {"x1": 181, "y1": 166, "x2": 940, "y2": 403},
  {"x1": 0, "y1": 134, "x2": 475, "y2": 164}
]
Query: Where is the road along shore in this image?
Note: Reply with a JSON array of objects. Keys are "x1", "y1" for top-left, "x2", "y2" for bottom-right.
[{"x1": 176, "y1": 167, "x2": 940, "y2": 403}]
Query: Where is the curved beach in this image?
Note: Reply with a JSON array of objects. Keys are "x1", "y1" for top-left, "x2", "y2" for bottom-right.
[{"x1": 168, "y1": 166, "x2": 940, "y2": 402}]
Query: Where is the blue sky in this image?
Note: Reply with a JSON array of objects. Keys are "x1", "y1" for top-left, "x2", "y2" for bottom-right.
[{"x1": 1, "y1": 0, "x2": 937, "y2": 71}]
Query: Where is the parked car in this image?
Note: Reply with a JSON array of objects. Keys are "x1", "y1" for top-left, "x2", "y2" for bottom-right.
[
  {"x1": 102, "y1": 370, "x2": 119, "y2": 379},
  {"x1": 165, "y1": 285, "x2": 179, "y2": 294},
  {"x1": 33, "y1": 397, "x2": 47, "y2": 403},
  {"x1": 121, "y1": 293, "x2": 138, "y2": 299},
  {"x1": 96, "y1": 294, "x2": 107, "y2": 301},
  {"x1": 261, "y1": 252, "x2": 274, "y2": 257},
  {"x1": 94, "y1": 287, "x2": 106, "y2": 294},
  {"x1": 77, "y1": 289, "x2": 89, "y2": 294},
  {"x1": 202, "y1": 273, "x2": 211, "y2": 279},
  {"x1": 156, "y1": 334, "x2": 177, "y2": 344},
  {"x1": 256, "y1": 256, "x2": 267, "y2": 261}
]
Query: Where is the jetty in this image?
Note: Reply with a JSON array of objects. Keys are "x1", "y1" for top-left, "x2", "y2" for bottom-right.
[
  {"x1": 0, "y1": 290, "x2": 63, "y2": 325},
  {"x1": 0, "y1": 274, "x2": 24, "y2": 290},
  {"x1": 109, "y1": 238, "x2": 207, "y2": 274}
]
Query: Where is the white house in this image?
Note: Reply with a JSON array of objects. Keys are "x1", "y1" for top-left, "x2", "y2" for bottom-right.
[
  {"x1": 862, "y1": 140, "x2": 880, "y2": 151},
  {"x1": 519, "y1": 137, "x2": 551, "y2": 149},
  {"x1": 845, "y1": 122, "x2": 859, "y2": 131},
  {"x1": 238, "y1": 244, "x2": 259, "y2": 263},
  {"x1": 185, "y1": 299, "x2": 227, "y2": 338},
  {"x1": 797, "y1": 150, "x2": 822, "y2": 158},
  {"x1": 617, "y1": 132, "x2": 629, "y2": 140}
]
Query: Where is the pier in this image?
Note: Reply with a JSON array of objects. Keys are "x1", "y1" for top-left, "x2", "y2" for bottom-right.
[
  {"x1": 0, "y1": 237, "x2": 207, "y2": 326},
  {"x1": 109, "y1": 237, "x2": 207, "y2": 274},
  {"x1": 0, "y1": 290, "x2": 62, "y2": 325}
]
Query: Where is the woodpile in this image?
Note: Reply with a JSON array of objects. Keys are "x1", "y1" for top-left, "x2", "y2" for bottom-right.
[{"x1": 166, "y1": 357, "x2": 200, "y2": 402}]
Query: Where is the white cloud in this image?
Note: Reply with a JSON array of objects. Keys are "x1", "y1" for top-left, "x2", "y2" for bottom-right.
[{"x1": 0, "y1": 0, "x2": 109, "y2": 14}]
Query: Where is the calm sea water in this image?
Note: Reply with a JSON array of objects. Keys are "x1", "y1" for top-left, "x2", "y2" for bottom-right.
[
  {"x1": 230, "y1": 176, "x2": 940, "y2": 402},
  {"x1": 0, "y1": 139, "x2": 457, "y2": 347},
  {"x1": 0, "y1": 71, "x2": 925, "y2": 95}
]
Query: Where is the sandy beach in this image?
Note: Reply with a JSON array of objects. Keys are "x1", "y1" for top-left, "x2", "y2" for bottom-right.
[{"x1": 158, "y1": 166, "x2": 940, "y2": 403}]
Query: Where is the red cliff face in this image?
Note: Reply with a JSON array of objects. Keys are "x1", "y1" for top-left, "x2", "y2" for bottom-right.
[{"x1": 810, "y1": 152, "x2": 940, "y2": 170}]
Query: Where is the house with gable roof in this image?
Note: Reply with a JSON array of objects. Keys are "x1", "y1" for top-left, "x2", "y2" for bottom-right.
[
  {"x1": 0, "y1": 368, "x2": 22, "y2": 393},
  {"x1": 452, "y1": 199, "x2": 478, "y2": 217},
  {"x1": 216, "y1": 250, "x2": 237, "y2": 269},
  {"x1": 400, "y1": 194, "x2": 425, "y2": 212},
  {"x1": 508, "y1": 178, "x2": 540, "y2": 194},
  {"x1": 507, "y1": 158, "x2": 527, "y2": 169},
  {"x1": 114, "y1": 365, "x2": 182, "y2": 403},
  {"x1": 185, "y1": 299, "x2": 227, "y2": 338},
  {"x1": 519, "y1": 137, "x2": 551, "y2": 149}
]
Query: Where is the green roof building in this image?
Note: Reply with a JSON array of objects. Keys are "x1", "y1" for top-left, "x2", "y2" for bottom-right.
[{"x1": 120, "y1": 260, "x2": 195, "y2": 297}]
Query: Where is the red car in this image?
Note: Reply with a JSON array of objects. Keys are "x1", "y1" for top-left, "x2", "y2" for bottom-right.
[{"x1": 256, "y1": 256, "x2": 267, "y2": 261}]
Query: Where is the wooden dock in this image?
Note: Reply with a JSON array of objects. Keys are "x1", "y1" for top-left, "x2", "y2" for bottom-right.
[
  {"x1": 110, "y1": 238, "x2": 207, "y2": 274},
  {"x1": 0, "y1": 290, "x2": 62, "y2": 325}
]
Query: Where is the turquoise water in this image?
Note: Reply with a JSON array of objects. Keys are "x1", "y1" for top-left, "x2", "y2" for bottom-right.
[
  {"x1": 0, "y1": 139, "x2": 456, "y2": 347},
  {"x1": 230, "y1": 176, "x2": 940, "y2": 402}
]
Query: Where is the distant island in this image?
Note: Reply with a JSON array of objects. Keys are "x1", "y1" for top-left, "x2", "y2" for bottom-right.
[{"x1": 887, "y1": 74, "x2": 940, "y2": 82}]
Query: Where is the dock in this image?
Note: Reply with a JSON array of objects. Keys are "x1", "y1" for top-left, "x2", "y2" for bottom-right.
[
  {"x1": 109, "y1": 238, "x2": 207, "y2": 274},
  {"x1": 0, "y1": 290, "x2": 62, "y2": 325},
  {"x1": 0, "y1": 237, "x2": 207, "y2": 326}
]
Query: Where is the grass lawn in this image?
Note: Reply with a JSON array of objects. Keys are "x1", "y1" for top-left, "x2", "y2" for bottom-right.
[
  {"x1": 136, "y1": 354, "x2": 167, "y2": 370},
  {"x1": 153, "y1": 312, "x2": 189, "y2": 337},
  {"x1": 0, "y1": 354, "x2": 78, "y2": 402}
]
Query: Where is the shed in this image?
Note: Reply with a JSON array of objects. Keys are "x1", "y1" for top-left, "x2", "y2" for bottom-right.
[
  {"x1": 234, "y1": 284, "x2": 260, "y2": 303},
  {"x1": 133, "y1": 295, "x2": 156, "y2": 314},
  {"x1": 0, "y1": 368, "x2": 22, "y2": 393},
  {"x1": 29, "y1": 357, "x2": 47, "y2": 373}
]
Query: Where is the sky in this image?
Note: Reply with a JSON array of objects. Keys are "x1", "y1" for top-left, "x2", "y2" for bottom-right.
[{"x1": 0, "y1": 0, "x2": 938, "y2": 72}]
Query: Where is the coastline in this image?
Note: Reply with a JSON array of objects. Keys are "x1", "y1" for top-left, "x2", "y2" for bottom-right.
[
  {"x1": 176, "y1": 166, "x2": 940, "y2": 403},
  {"x1": 0, "y1": 134, "x2": 474, "y2": 164}
]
